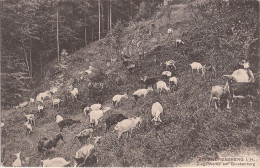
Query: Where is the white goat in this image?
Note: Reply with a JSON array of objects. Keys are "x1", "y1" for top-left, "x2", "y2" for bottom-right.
[
  {"x1": 89, "y1": 108, "x2": 110, "y2": 127},
  {"x1": 162, "y1": 71, "x2": 172, "y2": 77},
  {"x1": 74, "y1": 136, "x2": 101, "y2": 167},
  {"x1": 69, "y1": 88, "x2": 79, "y2": 100},
  {"x1": 15, "y1": 101, "x2": 29, "y2": 109},
  {"x1": 112, "y1": 93, "x2": 128, "y2": 107},
  {"x1": 52, "y1": 98, "x2": 61, "y2": 108},
  {"x1": 56, "y1": 115, "x2": 64, "y2": 123},
  {"x1": 151, "y1": 102, "x2": 163, "y2": 123},
  {"x1": 36, "y1": 91, "x2": 52, "y2": 102},
  {"x1": 38, "y1": 104, "x2": 44, "y2": 114},
  {"x1": 176, "y1": 39, "x2": 185, "y2": 47},
  {"x1": 12, "y1": 152, "x2": 22, "y2": 167},
  {"x1": 157, "y1": 81, "x2": 170, "y2": 95},
  {"x1": 133, "y1": 87, "x2": 153, "y2": 104},
  {"x1": 190, "y1": 62, "x2": 205, "y2": 76},
  {"x1": 167, "y1": 28, "x2": 173, "y2": 34},
  {"x1": 164, "y1": 60, "x2": 176, "y2": 70},
  {"x1": 114, "y1": 117, "x2": 142, "y2": 140},
  {"x1": 169, "y1": 76, "x2": 178, "y2": 88},
  {"x1": 29, "y1": 98, "x2": 35, "y2": 104},
  {"x1": 83, "y1": 104, "x2": 102, "y2": 115},
  {"x1": 24, "y1": 121, "x2": 33, "y2": 135},
  {"x1": 209, "y1": 82, "x2": 231, "y2": 110},
  {"x1": 41, "y1": 157, "x2": 70, "y2": 167},
  {"x1": 222, "y1": 69, "x2": 255, "y2": 83},
  {"x1": 23, "y1": 114, "x2": 35, "y2": 126},
  {"x1": 1, "y1": 122, "x2": 4, "y2": 128}
]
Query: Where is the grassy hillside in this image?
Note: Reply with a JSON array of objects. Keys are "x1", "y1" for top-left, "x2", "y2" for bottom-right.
[{"x1": 1, "y1": 0, "x2": 259, "y2": 167}]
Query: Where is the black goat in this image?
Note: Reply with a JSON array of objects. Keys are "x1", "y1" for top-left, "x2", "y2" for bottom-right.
[
  {"x1": 38, "y1": 134, "x2": 63, "y2": 155},
  {"x1": 105, "y1": 114, "x2": 128, "y2": 132},
  {"x1": 228, "y1": 81, "x2": 258, "y2": 107},
  {"x1": 140, "y1": 76, "x2": 157, "y2": 88},
  {"x1": 74, "y1": 153, "x2": 97, "y2": 167},
  {"x1": 58, "y1": 119, "x2": 81, "y2": 132}
]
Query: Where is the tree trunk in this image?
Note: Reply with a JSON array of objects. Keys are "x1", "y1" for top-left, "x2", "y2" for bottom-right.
[
  {"x1": 84, "y1": 11, "x2": 87, "y2": 46},
  {"x1": 92, "y1": 26, "x2": 94, "y2": 41},
  {"x1": 29, "y1": 35, "x2": 32, "y2": 78},
  {"x1": 98, "y1": 0, "x2": 101, "y2": 40},
  {"x1": 21, "y1": 41, "x2": 30, "y2": 77},
  {"x1": 110, "y1": 0, "x2": 112, "y2": 31},
  {"x1": 107, "y1": 0, "x2": 110, "y2": 32},
  {"x1": 57, "y1": 8, "x2": 60, "y2": 63},
  {"x1": 101, "y1": 0, "x2": 104, "y2": 34}
]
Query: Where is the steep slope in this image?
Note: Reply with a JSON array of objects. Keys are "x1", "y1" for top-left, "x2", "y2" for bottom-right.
[{"x1": 1, "y1": 0, "x2": 259, "y2": 167}]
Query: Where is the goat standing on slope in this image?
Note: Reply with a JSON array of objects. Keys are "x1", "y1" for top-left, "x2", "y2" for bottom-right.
[
  {"x1": 12, "y1": 152, "x2": 22, "y2": 167},
  {"x1": 133, "y1": 87, "x2": 153, "y2": 105},
  {"x1": 112, "y1": 93, "x2": 128, "y2": 107},
  {"x1": 151, "y1": 102, "x2": 163, "y2": 125},
  {"x1": 114, "y1": 117, "x2": 142, "y2": 141},
  {"x1": 157, "y1": 81, "x2": 171, "y2": 95},
  {"x1": 190, "y1": 62, "x2": 205, "y2": 77}
]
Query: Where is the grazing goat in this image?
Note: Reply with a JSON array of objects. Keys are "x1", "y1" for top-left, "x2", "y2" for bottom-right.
[
  {"x1": 89, "y1": 108, "x2": 110, "y2": 128},
  {"x1": 23, "y1": 113, "x2": 35, "y2": 126},
  {"x1": 190, "y1": 62, "x2": 205, "y2": 76},
  {"x1": 75, "y1": 128, "x2": 94, "y2": 145},
  {"x1": 36, "y1": 91, "x2": 52, "y2": 102},
  {"x1": 157, "y1": 81, "x2": 170, "y2": 95},
  {"x1": 226, "y1": 79, "x2": 258, "y2": 108},
  {"x1": 105, "y1": 114, "x2": 128, "y2": 132},
  {"x1": 167, "y1": 28, "x2": 173, "y2": 35},
  {"x1": 38, "y1": 104, "x2": 44, "y2": 116},
  {"x1": 140, "y1": 76, "x2": 157, "y2": 88},
  {"x1": 41, "y1": 157, "x2": 70, "y2": 167},
  {"x1": 223, "y1": 69, "x2": 255, "y2": 83},
  {"x1": 73, "y1": 153, "x2": 97, "y2": 167},
  {"x1": 12, "y1": 152, "x2": 22, "y2": 167},
  {"x1": 112, "y1": 93, "x2": 128, "y2": 107},
  {"x1": 69, "y1": 87, "x2": 79, "y2": 100},
  {"x1": 24, "y1": 121, "x2": 32, "y2": 135},
  {"x1": 83, "y1": 104, "x2": 102, "y2": 116},
  {"x1": 38, "y1": 134, "x2": 64, "y2": 155},
  {"x1": 114, "y1": 117, "x2": 142, "y2": 141},
  {"x1": 169, "y1": 76, "x2": 178, "y2": 91},
  {"x1": 56, "y1": 115, "x2": 64, "y2": 123},
  {"x1": 164, "y1": 60, "x2": 176, "y2": 70},
  {"x1": 151, "y1": 102, "x2": 163, "y2": 124},
  {"x1": 58, "y1": 119, "x2": 81, "y2": 132},
  {"x1": 15, "y1": 101, "x2": 29, "y2": 109},
  {"x1": 176, "y1": 39, "x2": 185, "y2": 47},
  {"x1": 133, "y1": 87, "x2": 153, "y2": 104},
  {"x1": 74, "y1": 137, "x2": 101, "y2": 167},
  {"x1": 162, "y1": 71, "x2": 172, "y2": 78},
  {"x1": 52, "y1": 98, "x2": 61, "y2": 108},
  {"x1": 29, "y1": 98, "x2": 34, "y2": 104},
  {"x1": 209, "y1": 83, "x2": 231, "y2": 110}
]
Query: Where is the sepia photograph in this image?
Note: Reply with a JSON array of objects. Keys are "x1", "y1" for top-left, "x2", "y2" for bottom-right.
[{"x1": 1, "y1": 0, "x2": 259, "y2": 167}]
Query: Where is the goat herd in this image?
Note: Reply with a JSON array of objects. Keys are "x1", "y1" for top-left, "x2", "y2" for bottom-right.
[{"x1": 1, "y1": 35, "x2": 259, "y2": 167}]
